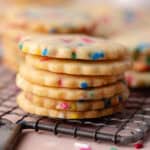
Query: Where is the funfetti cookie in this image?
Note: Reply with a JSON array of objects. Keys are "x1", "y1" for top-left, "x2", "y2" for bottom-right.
[
  {"x1": 20, "y1": 64, "x2": 123, "y2": 88},
  {"x1": 2, "y1": 28, "x2": 27, "y2": 71},
  {"x1": 16, "y1": 74, "x2": 128, "y2": 101},
  {"x1": 17, "y1": 93, "x2": 123, "y2": 119},
  {"x1": 112, "y1": 29, "x2": 150, "y2": 60},
  {"x1": 6, "y1": 7, "x2": 93, "y2": 34},
  {"x1": 125, "y1": 71, "x2": 150, "y2": 87},
  {"x1": 24, "y1": 91, "x2": 128, "y2": 111},
  {"x1": 25, "y1": 54, "x2": 130, "y2": 76},
  {"x1": 19, "y1": 34, "x2": 129, "y2": 60}
]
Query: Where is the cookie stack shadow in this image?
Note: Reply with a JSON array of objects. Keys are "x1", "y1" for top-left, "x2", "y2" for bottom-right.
[{"x1": 16, "y1": 34, "x2": 131, "y2": 119}]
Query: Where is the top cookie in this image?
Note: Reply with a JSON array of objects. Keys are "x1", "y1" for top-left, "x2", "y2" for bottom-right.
[
  {"x1": 19, "y1": 34, "x2": 128, "y2": 60},
  {"x1": 6, "y1": 7, "x2": 92, "y2": 34}
]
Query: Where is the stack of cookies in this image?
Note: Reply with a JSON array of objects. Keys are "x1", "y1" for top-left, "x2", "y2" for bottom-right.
[
  {"x1": 2, "y1": 7, "x2": 93, "y2": 71},
  {"x1": 16, "y1": 34, "x2": 131, "y2": 119},
  {"x1": 113, "y1": 29, "x2": 150, "y2": 87}
]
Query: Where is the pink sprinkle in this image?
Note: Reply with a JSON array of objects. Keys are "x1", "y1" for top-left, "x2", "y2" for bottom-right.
[
  {"x1": 60, "y1": 103, "x2": 69, "y2": 110},
  {"x1": 61, "y1": 39, "x2": 72, "y2": 43},
  {"x1": 125, "y1": 75, "x2": 133, "y2": 86},
  {"x1": 74, "y1": 142, "x2": 91, "y2": 150},
  {"x1": 82, "y1": 37, "x2": 94, "y2": 44}
]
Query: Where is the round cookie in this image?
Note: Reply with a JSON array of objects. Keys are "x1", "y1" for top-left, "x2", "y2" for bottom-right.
[
  {"x1": 17, "y1": 93, "x2": 123, "y2": 119},
  {"x1": 19, "y1": 34, "x2": 129, "y2": 60},
  {"x1": 125, "y1": 71, "x2": 150, "y2": 87},
  {"x1": 25, "y1": 54, "x2": 131, "y2": 76},
  {"x1": 24, "y1": 92, "x2": 128, "y2": 111},
  {"x1": 16, "y1": 74, "x2": 128, "y2": 101},
  {"x1": 133, "y1": 61, "x2": 150, "y2": 72},
  {"x1": 20, "y1": 64, "x2": 124, "y2": 89},
  {"x1": 6, "y1": 7, "x2": 92, "y2": 34}
]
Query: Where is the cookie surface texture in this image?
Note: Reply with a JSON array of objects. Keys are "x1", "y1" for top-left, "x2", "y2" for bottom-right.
[
  {"x1": 23, "y1": 92, "x2": 128, "y2": 111},
  {"x1": 25, "y1": 54, "x2": 131, "y2": 76},
  {"x1": 19, "y1": 34, "x2": 129, "y2": 60},
  {"x1": 19, "y1": 64, "x2": 123, "y2": 88},
  {"x1": 17, "y1": 93, "x2": 123, "y2": 119},
  {"x1": 16, "y1": 74, "x2": 128, "y2": 100}
]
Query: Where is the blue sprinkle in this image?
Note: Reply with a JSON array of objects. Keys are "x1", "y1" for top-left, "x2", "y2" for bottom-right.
[
  {"x1": 118, "y1": 96, "x2": 123, "y2": 102},
  {"x1": 80, "y1": 82, "x2": 88, "y2": 89},
  {"x1": 104, "y1": 98, "x2": 111, "y2": 108},
  {"x1": 136, "y1": 43, "x2": 150, "y2": 52},
  {"x1": 124, "y1": 10, "x2": 135, "y2": 23},
  {"x1": 42, "y1": 48, "x2": 48, "y2": 56},
  {"x1": 18, "y1": 43, "x2": 23, "y2": 50},
  {"x1": 90, "y1": 52, "x2": 104, "y2": 60},
  {"x1": 49, "y1": 28, "x2": 57, "y2": 33}
]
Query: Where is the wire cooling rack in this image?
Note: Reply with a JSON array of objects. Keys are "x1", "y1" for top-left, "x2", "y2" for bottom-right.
[{"x1": 0, "y1": 63, "x2": 150, "y2": 146}]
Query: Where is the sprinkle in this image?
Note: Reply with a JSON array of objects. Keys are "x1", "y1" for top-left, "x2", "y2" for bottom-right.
[
  {"x1": 110, "y1": 147, "x2": 117, "y2": 150},
  {"x1": 104, "y1": 98, "x2": 111, "y2": 108},
  {"x1": 82, "y1": 37, "x2": 94, "y2": 44},
  {"x1": 124, "y1": 10, "x2": 135, "y2": 23},
  {"x1": 61, "y1": 39, "x2": 72, "y2": 43},
  {"x1": 90, "y1": 52, "x2": 104, "y2": 60},
  {"x1": 59, "y1": 103, "x2": 69, "y2": 110},
  {"x1": 71, "y1": 52, "x2": 77, "y2": 59},
  {"x1": 134, "y1": 141, "x2": 143, "y2": 149},
  {"x1": 125, "y1": 75, "x2": 133, "y2": 86},
  {"x1": 135, "y1": 43, "x2": 150, "y2": 52},
  {"x1": 70, "y1": 103, "x2": 76, "y2": 110},
  {"x1": 74, "y1": 142, "x2": 91, "y2": 150},
  {"x1": 70, "y1": 113, "x2": 79, "y2": 119},
  {"x1": 42, "y1": 48, "x2": 48, "y2": 56},
  {"x1": 49, "y1": 28, "x2": 57, "y2": 33},
  {"x1": 146, "y1": 56, "x2": 150, "y2": 65},
  {"x1": 77, "y1": 43, "x2": 84, "y2": 46},
  {"x1": 40, "y1": 57, "x2": 50, "y2": 61},
  {"x1": 18, "y1": 43, "x2": 23, "y2": 50},
  {"x1": 80, "y1": 82, "x2": 88, "y2": 89},
  {"x1": 58, "y1": 79, "x2": 62, "y2": 86},
  {"x1": 118, "y1": 96, "x2": 123, "y2": 102},
  {"x1": 89, "y1": 92, "x2": 94, "y2": 98}
]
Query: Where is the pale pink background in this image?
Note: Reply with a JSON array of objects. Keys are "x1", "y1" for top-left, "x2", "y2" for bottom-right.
[{"x1": 15, "y1": 131, "x2": 150, "y2": 150}]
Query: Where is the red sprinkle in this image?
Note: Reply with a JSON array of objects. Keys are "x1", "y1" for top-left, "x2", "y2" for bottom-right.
[
  {"x1": 58, "y1": 79, "x2": 62, "y2": 86},
  {"x1": 40, "y1": 57, "x2": 50, "y2": 61},
  {"x1": 134, "y1": 142, "x2": 143, "y2": 149}
]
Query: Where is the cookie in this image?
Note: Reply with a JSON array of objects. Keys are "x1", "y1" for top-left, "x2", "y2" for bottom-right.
[
  {"x1": 25, "y1": 54, "x2": 131, "y2": 76},
  {"x1": 133, "y1": 61, "x2": 150, "y2": 72},
  {"x1": 19, "y1": 34, "x2": 129, "y2": 60},
  {"x1": 2, "y1": 28, "x2": 28, "y2": 71},
  {"x1": 125, "y1": 71, "x2": 150, "y2": 87},
  {"x1": 20, "y1": 64, "x2": 123, "y2": 88},
  {"x1": 17, "y1": 93, "x2": 123, "y2": 119},
  {"x1": 16, "y1": 74, "x2": 128, "y2": 100},
  {"x1": 2, "y1": 57, "x2": 18, "y2": 72},
  {"x1": 24, "y1": 92, "x2": 128, "y2": 111},
  {"x1": 6, "y1": 7, "x2": 92, "y2": 34},
  {"x1": 113, "y1": 29, "x2": 150, "y2": 59}
]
